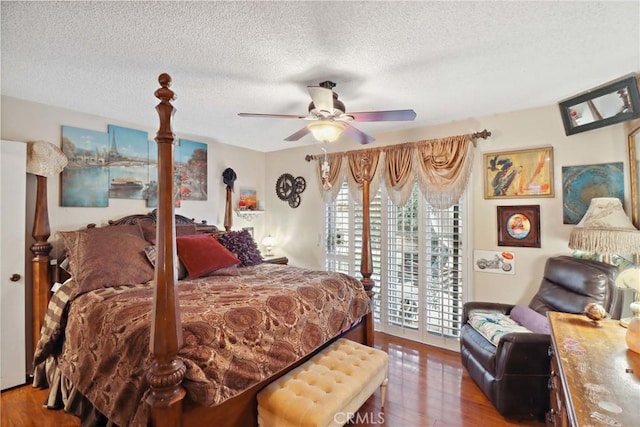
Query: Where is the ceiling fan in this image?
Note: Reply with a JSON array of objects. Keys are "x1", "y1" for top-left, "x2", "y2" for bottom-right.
[{"x1": 238, "y1": 81, "x2": 416, "y2": 144}]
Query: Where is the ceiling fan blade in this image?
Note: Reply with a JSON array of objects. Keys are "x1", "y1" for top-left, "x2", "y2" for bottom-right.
[
  {"x1": 307, "y1": 86, "x2": 334, "y2": 112},
  {"x1": 284, "y1": 126, "x2": 311, "y2": 141},
  {"x1": 344, "y1": 123, "x2": 375, "y2": 145},
  {"x1": 238, "y1": 113, "x2": 307, "y2": 119},
  {"x1": 346, "y1": 109, "x2": 417, "y2": 122}
]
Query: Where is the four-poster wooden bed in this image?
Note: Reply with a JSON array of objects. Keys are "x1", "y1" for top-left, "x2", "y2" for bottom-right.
[{"x1": 31, "y1": 74, "x2": 376, "y2": 427}]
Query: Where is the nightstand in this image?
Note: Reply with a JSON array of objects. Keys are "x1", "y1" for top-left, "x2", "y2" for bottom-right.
[{"x1": 262, "y1": 256, "x2": 288, "y2": 265}]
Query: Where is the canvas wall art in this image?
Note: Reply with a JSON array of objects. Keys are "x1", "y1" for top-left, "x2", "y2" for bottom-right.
[
  {"x1": 177, "y1": 139, "x2": 208, "y2": 201},
  {"x1": 145, "y1": 139, "x2": 159, "y2": 208},
  {"x1": 561, "y1": 162, "x2": 624, "y2": 224},
  {"x1": 239, "y1": 188, "x2": 257, "y2": 210},
  {"x1": 107, "y1": 125, "x2": 150, "y2": 200},
  {"x1": 61, "y1": 125, "x2": 209, "y2": 208},
  {"x1": 60, "y1": 126, "x2": 110, "y2": 207}
]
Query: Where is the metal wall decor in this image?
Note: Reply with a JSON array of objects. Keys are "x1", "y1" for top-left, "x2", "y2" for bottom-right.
[{"x1": 275, "y1": 173, "x2": 306, "y2": 208}]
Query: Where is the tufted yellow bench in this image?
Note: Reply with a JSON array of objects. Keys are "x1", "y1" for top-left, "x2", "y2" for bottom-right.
[{"x1": 257, "y1": 338, "x2": 389, "y2": 427}]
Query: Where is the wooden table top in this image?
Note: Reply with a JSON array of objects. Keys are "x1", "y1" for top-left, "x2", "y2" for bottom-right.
[{"x1": 548, "y1": 311, "x2": 640, "y2": 427}]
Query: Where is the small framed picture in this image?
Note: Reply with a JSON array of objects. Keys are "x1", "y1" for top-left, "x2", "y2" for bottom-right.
[
  {"x1": 497, "y1": 205, "x2": 541, "y2": 248},
  {"x1": 239, "y1": 187, "x2": 257, "y2": 210},
  {"x1": 473, "y1": 249, "x2": 515, "y2": 275}
]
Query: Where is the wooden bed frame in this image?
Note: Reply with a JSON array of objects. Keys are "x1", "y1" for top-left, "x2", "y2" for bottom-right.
[{"x1": 31, "y1": 73, "x2": 375, "y2": 426}]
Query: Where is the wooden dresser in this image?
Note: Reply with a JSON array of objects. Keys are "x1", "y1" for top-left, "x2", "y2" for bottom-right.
[{"x1": 547, "y1": 311, "x2": 640, "y2": 426}]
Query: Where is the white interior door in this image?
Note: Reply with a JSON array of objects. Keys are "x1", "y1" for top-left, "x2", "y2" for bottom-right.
[{"x1": 0, "y1": 140, "x2": 27, "y2": 390}]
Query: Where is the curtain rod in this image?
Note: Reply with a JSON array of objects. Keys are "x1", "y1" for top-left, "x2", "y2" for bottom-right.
[{"x1": 304, "y1": 129, "x2": 491, "y2": 161}]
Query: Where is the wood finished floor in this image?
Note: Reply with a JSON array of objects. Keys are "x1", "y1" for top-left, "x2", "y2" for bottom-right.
[{"x1": 1, "y1": 332, "x2": 545, "y2": 427}]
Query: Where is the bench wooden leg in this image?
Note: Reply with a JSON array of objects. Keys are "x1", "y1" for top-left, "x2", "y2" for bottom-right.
[{"x1": 380, "y1": 378, "x2": 388, "y2": 409}]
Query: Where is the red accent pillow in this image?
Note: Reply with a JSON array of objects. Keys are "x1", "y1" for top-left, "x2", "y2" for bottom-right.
[{"x1": 176, "y1": 234, "x2": 240, "y2": 279}]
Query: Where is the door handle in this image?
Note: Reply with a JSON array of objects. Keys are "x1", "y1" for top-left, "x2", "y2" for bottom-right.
[{"x1": 9, "y1": 273, "x2": 21, "y2": 282}]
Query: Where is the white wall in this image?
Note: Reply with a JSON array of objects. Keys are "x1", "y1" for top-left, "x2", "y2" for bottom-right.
[
  {"x1": 266, "y1": 104, "x2": 636, "y2": 306},
  {"x1": 2, "y1": 95, "x2": 636, "y2": 309},
  {"x1": 1, "y1": 96, "x2": 267, "y2": 260}
]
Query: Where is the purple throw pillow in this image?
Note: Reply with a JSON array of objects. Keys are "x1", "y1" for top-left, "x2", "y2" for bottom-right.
[
  {"x1": 509, "y1": 305, "x2": 550, "y2": 334},
  {"x1": 216, "y1": 229, "x2": 263, "y2": 267}
]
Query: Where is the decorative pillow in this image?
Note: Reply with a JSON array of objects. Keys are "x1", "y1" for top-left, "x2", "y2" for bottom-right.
[
  {"x1": 138, "y1": 219, "x2": 198, "y2": 244},
  {"x1": 209, "y1": 264, "x2": 240, "y2": 276},
  {"x1": 468, "y1": 310, "x2": 532, "y2": 346},
  {"x1": 144, "y1": 245, "x2": 186, "y2": 280},
  {"x1": 216, "y1": 229, "x2": 263, "y2": 267},
  {"x1": 176, "y1": 234, "x2": 240, "y2": 279},
  {"x1": 58, "y1": 225, "x2": 154, "y2": 297},
  {"x1": 510, "y1": 305, "x2": 550, "y2": 334},
  {"x1": 59, "y1": 256, "x2": 71, "y2": 274},
  {"x1": 144, "y1": 245, "x2": 238, "y2": 279}
]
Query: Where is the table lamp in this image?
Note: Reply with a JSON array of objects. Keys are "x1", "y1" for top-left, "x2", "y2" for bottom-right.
[
  {"x1": 261, "y1": 234, "x2": 277, "y2": 257},
  {"x1": 568, "y1": 197, "x2": 640, "y2": 353},
  {"x1": 568, "y1": 197, "x2": 640, "y2": 264}
]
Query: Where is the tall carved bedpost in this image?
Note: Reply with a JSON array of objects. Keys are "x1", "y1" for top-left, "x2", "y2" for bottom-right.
[
  {"x1": 146, "y1": 73, "x2": 186, "y2": 427},
  {"x1": 30, "y1": 175, "x2": 52, "y2": 355},
  {"x1": 360, "y1": 156, "x2": 375, "y2": 347},
  {"x1": 224, "y1": 184, "x2": 233, "y2": 231},
  {"x1": 27, "y1": 140, "x2": 67, "y2": 359}
]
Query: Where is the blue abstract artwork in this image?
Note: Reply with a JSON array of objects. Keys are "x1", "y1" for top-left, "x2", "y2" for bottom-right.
[{"x1": 562, "y1": 162, "x2": 624, "y2": 224}]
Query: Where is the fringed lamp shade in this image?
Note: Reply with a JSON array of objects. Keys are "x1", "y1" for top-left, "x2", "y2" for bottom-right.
[
  {"x1": 568, "y1": 198, "x2": 640, "y2": 256},
  {"x1": 26, "y1": 140, "x2": 67, "y2": 177}
]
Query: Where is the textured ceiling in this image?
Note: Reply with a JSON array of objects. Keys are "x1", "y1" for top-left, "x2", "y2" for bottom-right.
[{"x1": 2, "y1": 1, "x2": 639, "y2": 152}]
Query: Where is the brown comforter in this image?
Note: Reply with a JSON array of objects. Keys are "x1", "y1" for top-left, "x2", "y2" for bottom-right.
[{"x1": 33, "y1": 263, "x2": 370, "y2": 426}]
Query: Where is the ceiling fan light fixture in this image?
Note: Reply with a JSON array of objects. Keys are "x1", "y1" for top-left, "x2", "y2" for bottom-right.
[{"x1": 307, "y1": 121, "x2": 345, "y2": 143}]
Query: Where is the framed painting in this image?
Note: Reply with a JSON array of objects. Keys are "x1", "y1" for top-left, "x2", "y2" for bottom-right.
[
  {"x1": 561, "y1": 162, "x2": 624, "y2": 224},
  {"x1": 483, "y1": 147, "x2": 554, "y2": 199},
  {"x1": 497, "y1": 205, "x2": 541, "y2": 248},
  {"x1": 629, "y1": 126, "x2": 640, "y2": 228},
  {"x1": 239, "y1": 187, "x2": 257, "y2": 210}
]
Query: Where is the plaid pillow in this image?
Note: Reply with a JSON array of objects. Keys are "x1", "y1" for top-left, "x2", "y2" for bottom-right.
[{"x1": 32, "y1": 279, "x2": 77, "y2": 366}]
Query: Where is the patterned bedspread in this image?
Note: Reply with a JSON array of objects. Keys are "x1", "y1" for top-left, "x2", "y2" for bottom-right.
[{"x1": 33, "y1": 263, "x2": 370, "y2": 426}]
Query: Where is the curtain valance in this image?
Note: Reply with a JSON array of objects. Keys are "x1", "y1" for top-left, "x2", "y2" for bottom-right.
[{"x1": 311, "y1": 130, "x2": 490, "y2": 208}]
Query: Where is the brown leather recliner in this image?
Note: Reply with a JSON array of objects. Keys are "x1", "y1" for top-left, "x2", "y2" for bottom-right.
[{"x1": 460, "y1": 256, "x2": 624, "y2": 420}]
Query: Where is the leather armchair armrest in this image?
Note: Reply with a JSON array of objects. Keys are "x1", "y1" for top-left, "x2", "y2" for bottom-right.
[
  {"x1": 463, "y1": 302, "x2": 515, "y2": 323},
  {"x1": 495, "y1": 333, "x2": 551, "y2": 377}
]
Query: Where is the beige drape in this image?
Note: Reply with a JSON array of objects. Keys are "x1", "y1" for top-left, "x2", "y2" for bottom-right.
[
  {"x1": 384, "y1": 145, "x2": 415, "y2": 206},
  {"x1": 414, "y1": 135, "x2": 473, "y2": 209},
  {"x1": 315, "y1": 153, "x2": 345, "y2": 203},
  {"x1": 313, "y1": 133, "x2": 477, "y2": 209},
  {"x1": 347, "y1": 150, "x2": 382, "y2": 205}
]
